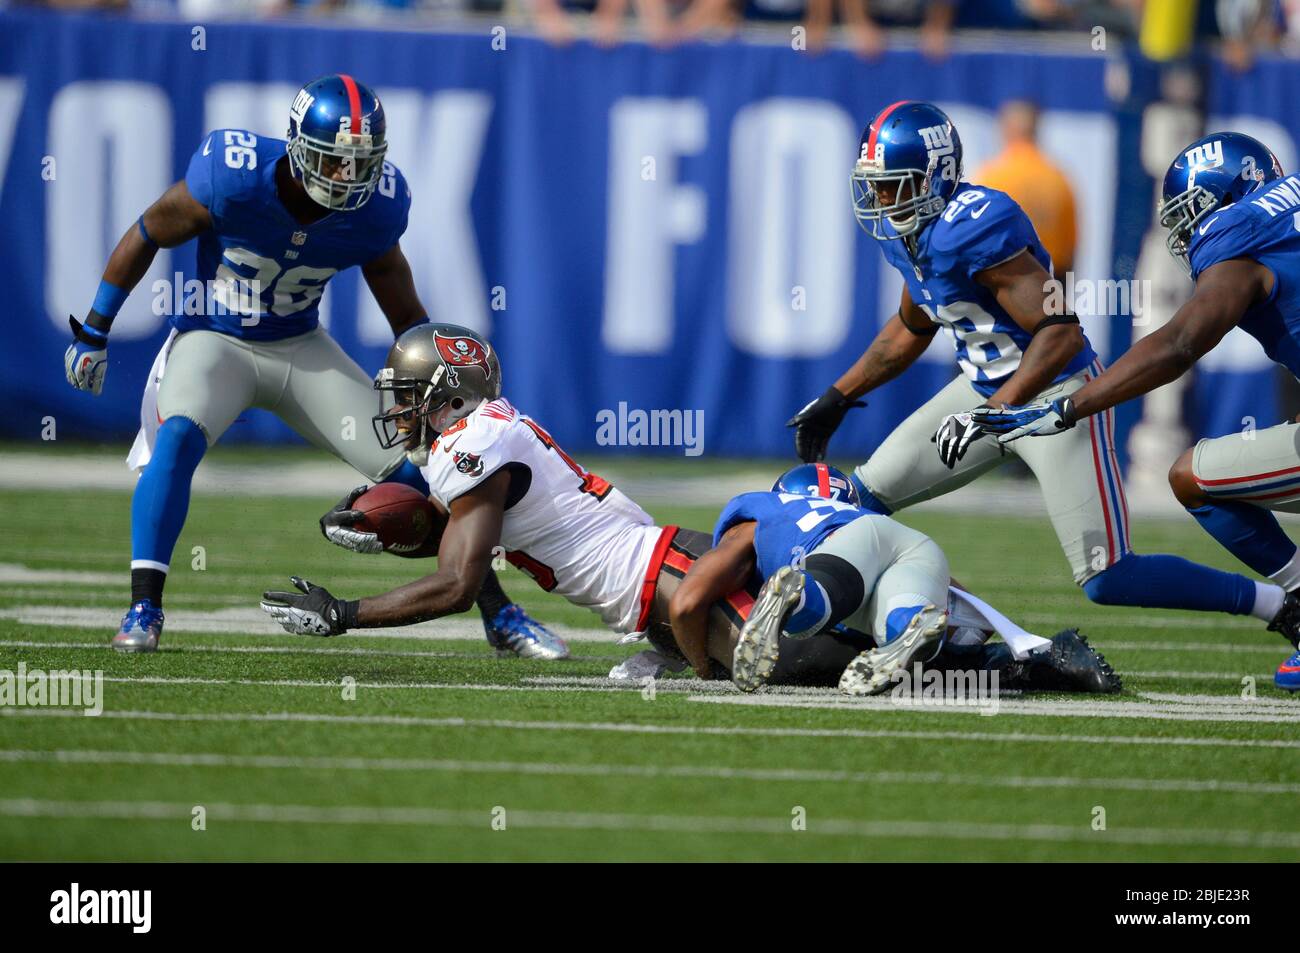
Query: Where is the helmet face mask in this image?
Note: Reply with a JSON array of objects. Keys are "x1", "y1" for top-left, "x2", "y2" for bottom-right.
[
  {"x1": 1158, "y1": 185, "x2": 1219, "y2": 275},
  {"x1": 852, "y1": 164, "x2": 943, "y2": 239},
  {"x1": 287, "y1": 75, "x2": 389, "y2": 212},
  {"x1": 288, "y1": 134, "x2": 387, "y2": 211}
]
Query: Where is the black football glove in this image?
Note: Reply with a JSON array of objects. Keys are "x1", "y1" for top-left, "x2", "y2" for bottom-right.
[
  {"x1": 931, "y1": 408, "x2": 989, "y2": 470},
  {"x1": 319, "y1": 485, "x2": 382, "y2": 555},
  {"x1": 786, "y1": 387, "x2": 866, "y2": 462},
  {"x1": 260, "y1": 576, "x2": 358, "y2": 636}
]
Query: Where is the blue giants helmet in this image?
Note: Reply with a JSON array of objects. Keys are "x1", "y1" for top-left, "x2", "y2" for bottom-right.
[
  {"x1": 773, "y1": 463, "x2": 861, "y2": 507},
  {"x1": 1159, "y1": 131, "x2": 1282, "y2": 273},
  {"x1": 287, "y1": 74, "x2": 389, "y2": 211},
  {"x1": 851, "y1": 100, "x2": 963, "y2": 240}
]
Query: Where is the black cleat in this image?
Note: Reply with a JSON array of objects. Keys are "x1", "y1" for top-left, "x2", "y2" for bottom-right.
[
  {"x1": 1021, "y1": 629, "x2": 1122, "y2": 694},
  {"x1": 1267, "y1": 591, "x2": 1300, "y2": 650}
]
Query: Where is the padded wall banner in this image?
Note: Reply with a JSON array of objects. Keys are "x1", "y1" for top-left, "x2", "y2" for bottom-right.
[{"x1": 0, "y1": 9, "x2": 1283, "y2": 458}]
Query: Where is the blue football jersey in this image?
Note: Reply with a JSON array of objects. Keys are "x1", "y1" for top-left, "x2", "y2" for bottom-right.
[
  {"x1": 876, "y1": 182, "x2": 1096, "y2": 397},
  {"x1": 714, "y1": 491, "x2": 868, "y2": 583},
  {"x1": 1188, "y1": 173, "x2": 1300, "y2": 376},
  {"x1": 182, "y1": 129, "x2": 411, "y2": 341}
]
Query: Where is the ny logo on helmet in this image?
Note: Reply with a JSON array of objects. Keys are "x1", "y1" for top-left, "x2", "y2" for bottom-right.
[
  {"x1": 434, "y1": 332, "x2": 493, "y2": 388},
  {"x1": 290, "y1": 89, "x2": 315, "y2": 127},
  {"x1": 1185, "y1": 140, "x2": 1224, "y2": 189},
  {"x1": 918, "y1": 124, "x2": 958, "y2": 182}
]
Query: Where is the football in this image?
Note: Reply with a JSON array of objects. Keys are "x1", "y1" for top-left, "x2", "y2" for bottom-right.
[{"x1": 352, "y1": 482, "x2": 435, "y2": 551}]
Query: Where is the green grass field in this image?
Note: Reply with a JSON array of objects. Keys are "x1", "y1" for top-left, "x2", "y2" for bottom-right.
[{"x1": 0, "y1": 448, "x2": 1297, "y2": 861}]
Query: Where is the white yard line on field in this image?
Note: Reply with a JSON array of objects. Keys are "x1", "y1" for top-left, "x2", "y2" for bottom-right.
[
  {"x1": 0, "y1": 605, "x2": 616, "y2": 643},
  {"x1": 4, "y1": 748, "x2": 1298, "y2": 796},
  {"x1": 0, "y1": 797, "x2": 1295, "y2": 849},
  {"x1": 17, "y1": 671, "x2": 1299, "y2": 723},
  {"x1": 4, "y1": 706, "x2": 1300, "y2": 749},
  {"x1": 689, "y1": 692, "x2": 1300, "y2": 723},
  {"x1": 0, "y1": 639, "x2": 490, "y2": 660}
]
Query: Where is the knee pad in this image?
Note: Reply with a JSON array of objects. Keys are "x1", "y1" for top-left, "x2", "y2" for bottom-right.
[{"x1": 804, "y1": 553, "x2": 867, "y2": 621}]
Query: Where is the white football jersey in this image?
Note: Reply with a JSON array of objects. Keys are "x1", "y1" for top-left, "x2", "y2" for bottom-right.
[{"x1": 420, "y1": 398, "x2": 664, "y2": 633}]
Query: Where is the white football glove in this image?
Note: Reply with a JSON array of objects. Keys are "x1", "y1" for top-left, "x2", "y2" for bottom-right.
[
  {"x1": 64, "y1": 317, "x2": 108, "y2": 396},
  {"x1": 319, "y1": 485, "x2": 383, "y2": 555},
  {"x1": 970, "y1": 398, "x2": 1078, "y2": 444}
]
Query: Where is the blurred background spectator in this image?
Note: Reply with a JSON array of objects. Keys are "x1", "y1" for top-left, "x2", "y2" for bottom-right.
[{"x1": 976, "y1": 99, "x2": 1078, "y2": 273}]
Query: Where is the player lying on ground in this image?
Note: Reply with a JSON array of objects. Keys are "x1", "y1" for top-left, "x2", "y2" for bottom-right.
[
  {"x1": 787, "y1": 101, "x2": 1300, "y2": 662},
  {"x1": 64, "y1": 73, "x2": 562, "y2": 659},
  {"x1": 257, "y1": 324, "x2": 1117, "y2": 695},
  {"x1": 666, "y1": 462, "x2": 1119, "y2": 695},
  {"x1": 971, "y1": 132, "x2": 1300, "y2": 691}
]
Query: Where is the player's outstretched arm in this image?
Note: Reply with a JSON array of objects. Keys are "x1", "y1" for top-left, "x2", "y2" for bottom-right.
[
  {"x1": 975, "y1": 249, "x2": 1084, "y2": 407},
  {"x1": 1067, "y1": 258, "x2": 1267, "y2": 420},
  {"x1": 261, "y1": 471, "x2": 507, "y2": 636},
  {"x1": 65, "y1": 180, "x2": 211, "y2": 395},
  {"x1": 787, "y1": 286, "x2": 933, "y2": 461},
  {"x1": 355, "y1": 470, "x2": 508, "y2": 627},
  {"x1": 362, "y1": 243, "x2": 430, "y2": 338},
  {"x1": 669, "y1": 522, "x2": 757, "y2": 677}
]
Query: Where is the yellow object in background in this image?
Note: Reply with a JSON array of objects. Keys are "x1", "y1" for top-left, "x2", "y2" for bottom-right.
[{"x1": 1140, "y1": 0, "x2": 1199, "y2": 62}]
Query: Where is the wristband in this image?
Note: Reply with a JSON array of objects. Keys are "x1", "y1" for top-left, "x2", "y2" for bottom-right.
[
  {"x1": 91, "y1": 280, "x2": 129, "y2": 321},
  {"x1": 339, "y1": 599, "x2": 360, "y2": 631}
]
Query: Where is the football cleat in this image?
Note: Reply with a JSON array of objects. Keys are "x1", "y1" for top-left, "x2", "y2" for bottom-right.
[
  {"x1": 839, "y1": 605, "x2": 947, "y2": 696},
  {"x1": 1023, "y1": 629, "x2": 1121, "y2": 694},
  {"x1": 112, "y1": 600, "x2": 165, "y2": 653},
  {"x1": 1276, "y1": 652, "x2": 1300, "y2": 692},
  {"x1": 1266, "y1": 591, "x2": 1300, "y2": 650},
  {"x1": 732, "y1": 565, "x2": 804, "y2": 693},
  {"x1": 483, "y1": 604, "x2": 569, "y2": 660}
]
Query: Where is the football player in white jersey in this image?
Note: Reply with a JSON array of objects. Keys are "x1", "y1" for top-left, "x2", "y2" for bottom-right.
[{"x1": 259, "y1": 324, "x2": 1118, "y2": 695}]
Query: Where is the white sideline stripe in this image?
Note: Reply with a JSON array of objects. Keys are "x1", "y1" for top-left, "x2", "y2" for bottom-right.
[
  {"x1": 688, "y1": 693, "x2": 1300, "y2": 724},
  {"x1": 0, "y1": 639, "x2": 493, "y2": 661},
  {"x1": 6, "y1": 748, "x2": 1299, "y2": 796},
  {"x1": 0, "y1": 797, "x2": 1295, "y2": 849},
  {"x1": 0, "y1": 605, "x2": 614, "y2": 643},
  {"x1": 4, "y1": 706, "x2": 1300, "y2": 749}
]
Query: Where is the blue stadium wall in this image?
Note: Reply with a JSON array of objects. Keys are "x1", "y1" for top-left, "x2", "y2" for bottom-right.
[{"x1": 1, "y1": 9, "x2": 1294, "y2": 458}]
